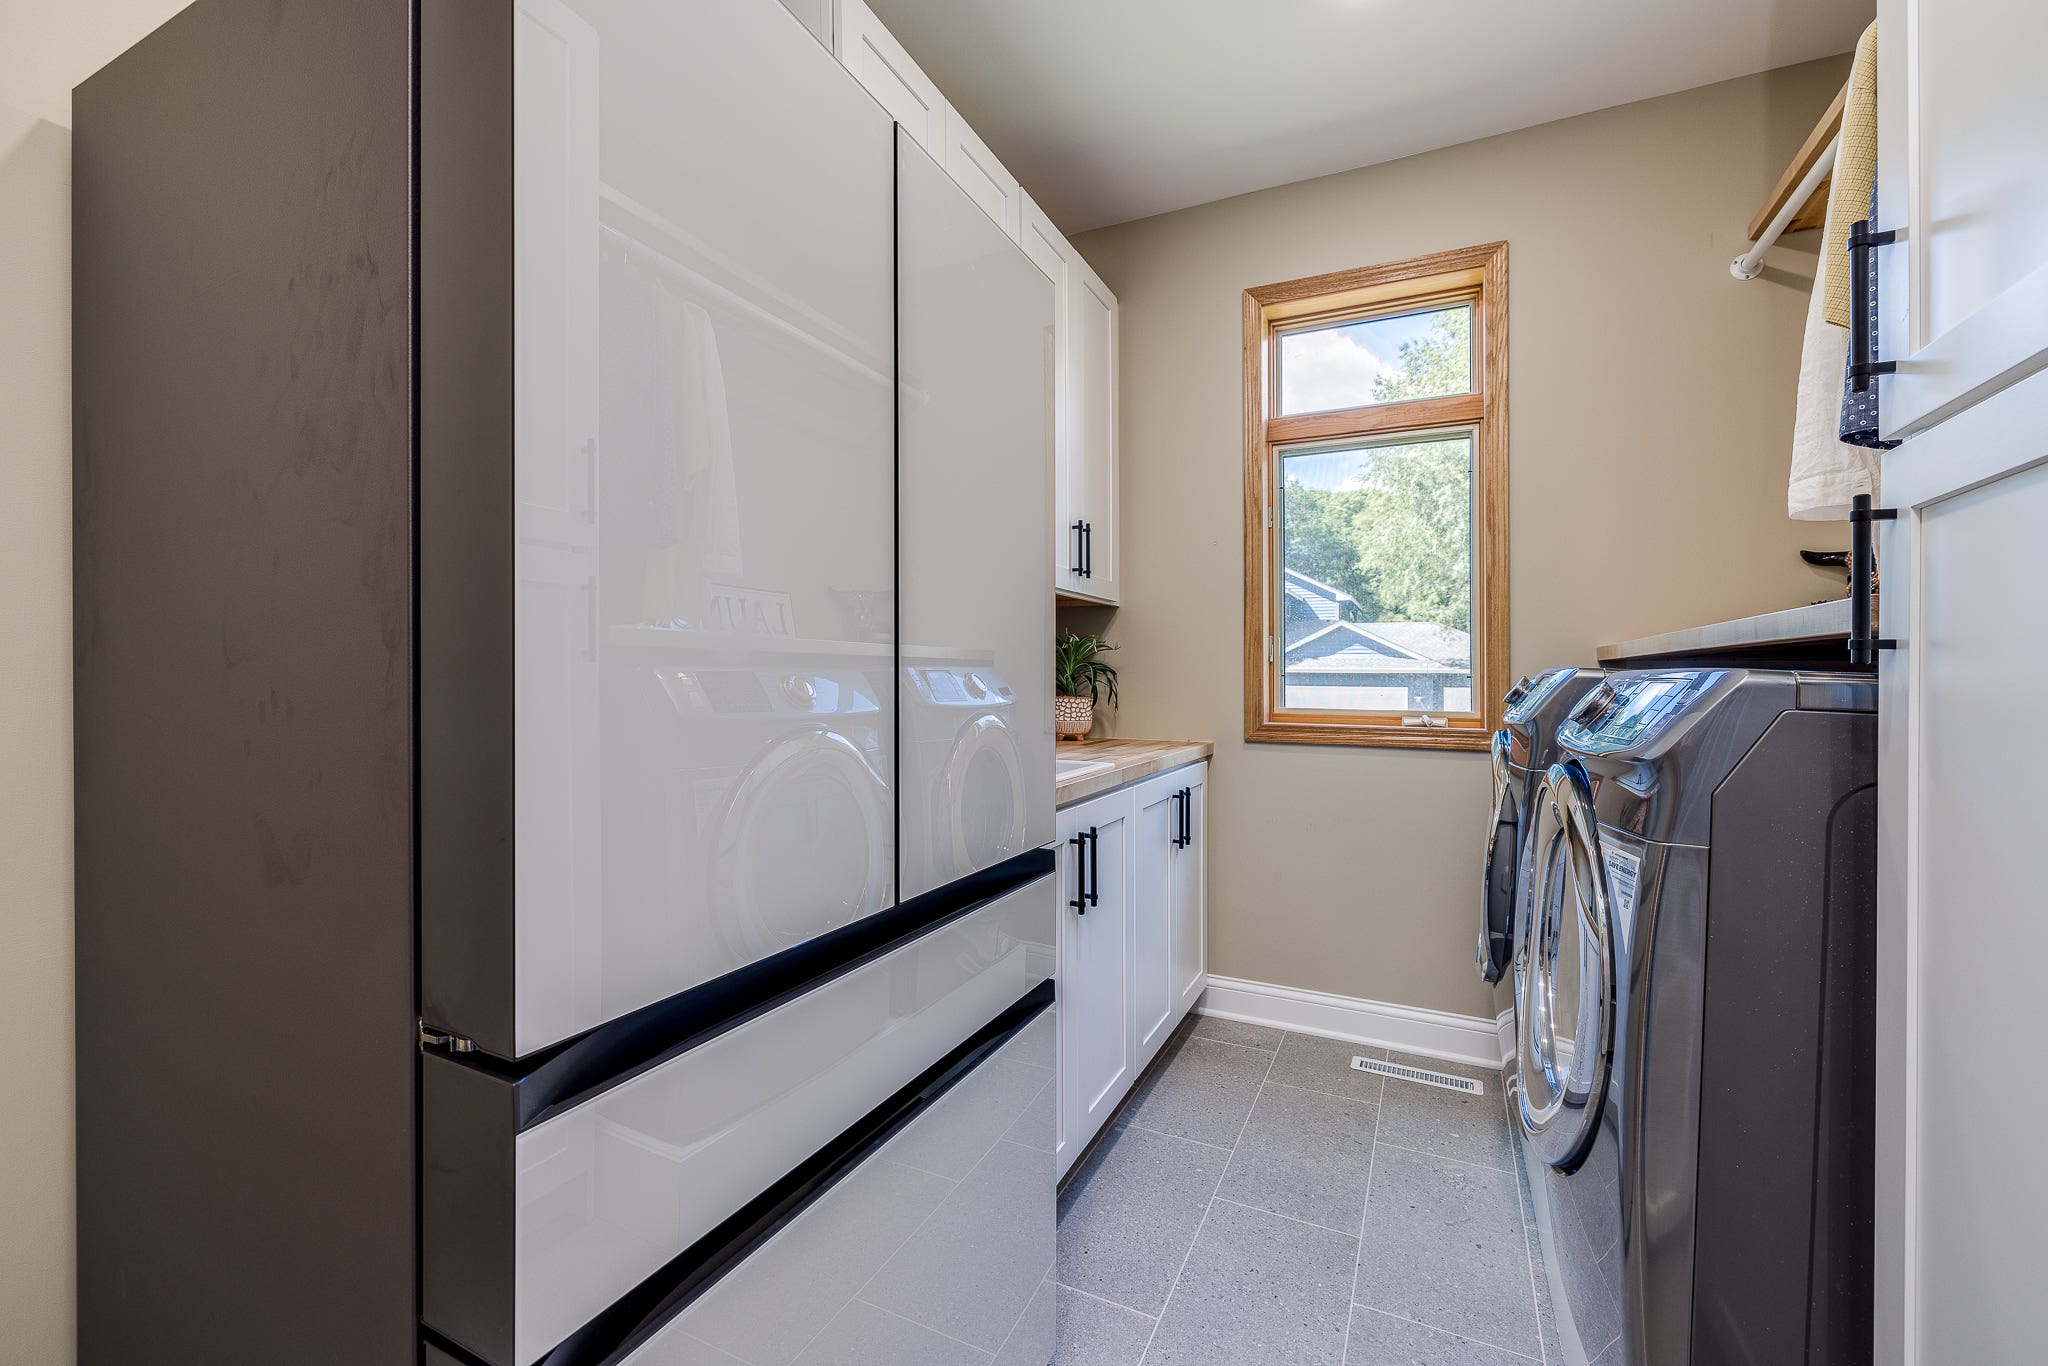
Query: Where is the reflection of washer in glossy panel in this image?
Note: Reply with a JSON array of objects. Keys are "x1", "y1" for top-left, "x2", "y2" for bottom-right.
[
  {"x1": 1516, "y1": 669, "x2": 1876, "y2": 1366},
  {"x1": 900, "y1": 657, "x2": 1029, "y2": 899},
  {"x1": 603, "y1": 640, "x2": 894, "y2": 1026}
]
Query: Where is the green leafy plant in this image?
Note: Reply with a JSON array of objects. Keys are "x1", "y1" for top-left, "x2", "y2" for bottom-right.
[{"x1": 1055, "y1": 631, "x2": 1119, "y2": 709}]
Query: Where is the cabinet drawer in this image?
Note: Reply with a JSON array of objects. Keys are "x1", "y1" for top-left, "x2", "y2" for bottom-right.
[{"x1": 424, "y1": 871, "x2": 1055, "y2": 1365}]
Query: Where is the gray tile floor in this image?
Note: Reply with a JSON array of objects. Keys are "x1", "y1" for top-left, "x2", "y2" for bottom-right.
[{"x1": 1054, "y1": 1017, "x2": 1559, "y2": 1366}]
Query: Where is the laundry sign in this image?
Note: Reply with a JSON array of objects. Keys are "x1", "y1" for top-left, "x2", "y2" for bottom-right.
[{"x1": 704, "y1": 583, "x2": 795, "y2": 637}]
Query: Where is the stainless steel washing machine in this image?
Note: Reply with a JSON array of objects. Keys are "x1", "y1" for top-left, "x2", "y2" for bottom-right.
[
  {"x1": 1516, "y1": 668, "x2": 1876, "y2": 1366},
  {"x1": 1482, "y1": 667, "x2": 1606, "y2": 1086}
]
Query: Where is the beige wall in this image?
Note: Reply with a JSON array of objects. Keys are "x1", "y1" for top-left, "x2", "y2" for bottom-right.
[
  {"x1": 1070, "y1": 56, "x2": 1851, "y2": 1020},
  {"x1": 1, "y1": 5, "x2": 187, "y2": 1357}
]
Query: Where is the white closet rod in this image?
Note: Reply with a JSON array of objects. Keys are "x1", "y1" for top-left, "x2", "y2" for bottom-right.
[{"x1": 1730, "y1": 132, "x2": 1841, "y2": 281}]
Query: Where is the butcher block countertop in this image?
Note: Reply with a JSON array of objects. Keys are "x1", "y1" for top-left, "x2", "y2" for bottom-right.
[{"x1": 1055, "y1": 739, "x2": 1213, "y2": 808}]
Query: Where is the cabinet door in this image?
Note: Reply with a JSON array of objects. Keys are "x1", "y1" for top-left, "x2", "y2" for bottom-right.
[
  {"x1": 837, "y1": 0, "x2": 948, "y2": 152},
  {"x1": 1171, "y1": 767, "x2": 1207, "y2": 1018},
  {"x1": 1064, "y1": 258, "x2": 1120, "y2": 603},
  {"x1": 1021, "y1": 196, "x2": 1080, "y2": 597},
  {"x1": 1129, "y1": 776, "x2": 1178, "y2": 1069},
  {"x1": 1057, "y1": 792, "x2": 1132, "y2": 1176},
  {"x1": 896, "y1": 134, "x2": 1055, "y2": 902},
  {"x1": 943, "y1": 111, "x2": 1022, "y2": 241},
  {"x1": 1873, "y1": 370, "x2": 2048, "y2": 1366},
  {"x1": 1876, "y1": 0, "x2": 2048, "y2": 436}
]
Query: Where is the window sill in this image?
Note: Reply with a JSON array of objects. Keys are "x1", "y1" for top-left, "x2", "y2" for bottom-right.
[{"x1": 1245, "y1": 719, "x2": 1491, "y2": 752}]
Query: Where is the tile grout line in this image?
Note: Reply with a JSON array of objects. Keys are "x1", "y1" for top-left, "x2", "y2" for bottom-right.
[
  {"x1": 985, "y1": 1264, "x2": 1053, "y2": 1365},
  {"x1": 1371, "y1": 1137, "x2": 1518, "y2": 1176},
  {"x1": 1118, "y1": 1118, "x2": 1236, "y2": 1153},
  {"x1": 1210, "y1": 1194, "x2": 1362, "y2": 1242},
  {"x1": 1348, "y1": 1303, "x2": 1544, "y2": 1364},
  {"x1": 850, "y1": 1296, "x2": 1000, "y2": 1362},
  {"x1": 1132, "y1": 1031, "x2": 1281, "y2": 1366},
  {"x1": 1052, "y1": 1279, "x2": 1160, "y2": 1323}
]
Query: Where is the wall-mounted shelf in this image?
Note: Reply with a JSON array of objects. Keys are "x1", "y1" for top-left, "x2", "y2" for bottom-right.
[{"x1": 1746, "y1": 81, "x2": 1847, "y2": 241}]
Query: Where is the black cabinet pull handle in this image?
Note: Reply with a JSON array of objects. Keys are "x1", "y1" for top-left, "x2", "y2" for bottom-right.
[
  {"x1": 1847, "y1": 220, "x2": 1899, "y2": 394},
  {"x1": 1182, "y1": 788, "x2": 1193, "y2": 847},
  {"x1": 1169, "y1": 791, "x2": 1181, "y2": 848},
  {"x1": 1070, "y1": 522, "x2": 1086, "y2": 578},
  {"x1": 1087, "y1": 825, "x2": 1101, "y2": 907},
  {"x1": 1068, "y1": 833, "x2": 1088, "y2": 913},
  {"x1": 1080, "y1": 521, "x2": 1092, "y2": 579}
]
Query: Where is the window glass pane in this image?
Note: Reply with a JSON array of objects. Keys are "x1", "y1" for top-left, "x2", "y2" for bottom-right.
[
  {"x1": 1276, "y1": 302, "x2": 1472, "y2": 416},
  {"x1": 1277, "y1": 431, "x2": 1475, "y2": 714}
]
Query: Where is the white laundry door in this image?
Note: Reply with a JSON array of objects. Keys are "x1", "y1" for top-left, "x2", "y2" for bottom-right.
[
  {"x1": 1875, "y1": 0, "x2": 2048, "y2": 436},
  {"x1": 1874, "y1": 369, "x2": 2048, "y2": 1366}
]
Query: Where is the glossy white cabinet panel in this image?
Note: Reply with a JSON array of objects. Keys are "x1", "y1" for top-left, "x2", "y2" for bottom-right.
[
  {"x1": 509, "y1": 0, "x2": 896, "y2": 1054},
  {"x1": 837, "y1": 0, "x2": 948, "y2": 153},
  {"x1": 896, "y1": 137, "x2": 1055, "y2": 904},
  {"x1": 1056, "y1": 790, "x2": 1133, "y2": 1178},
  {"x1": 624, "y1": 1006, "x2": 1056, "y2": 1365},
  {"x1": 772, "y1": 0, "x2": 835, "y2": 50},
  {"x1": 943, "y1": 111, "x2": 1023, "y2": 240},
  {"x1": 511, "y1": 876, "x2": 1054, "y2": 1363}
]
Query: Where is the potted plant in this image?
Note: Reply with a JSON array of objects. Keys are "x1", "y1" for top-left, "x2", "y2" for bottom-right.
[{"x1": 1054, "y1": 631, "x2": 1118, "y2": 739}]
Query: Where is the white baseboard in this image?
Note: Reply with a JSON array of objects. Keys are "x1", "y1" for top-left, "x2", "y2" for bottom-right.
[{"x1": 1197, "y1": 975, "x2": 1507, "y2": 1069}]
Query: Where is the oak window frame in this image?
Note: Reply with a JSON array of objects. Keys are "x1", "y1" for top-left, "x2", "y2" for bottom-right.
[{"x1": 1242, "y1": 241, "x2": 1509, "y2": 751}]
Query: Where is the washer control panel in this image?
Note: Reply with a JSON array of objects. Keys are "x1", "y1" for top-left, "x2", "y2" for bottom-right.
[{"x1": 1561, "y1": 670, "x2": 1723, "y2": 754}]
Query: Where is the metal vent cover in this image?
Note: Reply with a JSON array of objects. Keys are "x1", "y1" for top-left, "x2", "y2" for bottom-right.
[{"x1": 1351, "y1": 1056, "x2": 1483, "y2": 1095}]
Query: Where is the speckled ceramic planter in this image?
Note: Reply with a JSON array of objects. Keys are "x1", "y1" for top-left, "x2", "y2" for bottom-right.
[{"x1": 1054, "y1": 695, "x2": 1095, "y2": 738}]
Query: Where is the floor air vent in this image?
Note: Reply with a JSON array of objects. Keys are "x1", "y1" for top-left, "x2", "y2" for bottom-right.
[{"x1": 1351, "y1": 1056, "x2": 1483, "y2": 1095}]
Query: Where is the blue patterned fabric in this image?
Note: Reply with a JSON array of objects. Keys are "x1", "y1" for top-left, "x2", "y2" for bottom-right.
[{"x1": 1840, "y1": 182, "x2": 1899, "y2": 450}]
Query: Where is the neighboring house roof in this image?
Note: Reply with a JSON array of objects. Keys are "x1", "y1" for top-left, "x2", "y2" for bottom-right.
[
  {"x1": 1354, "y1": 620, "x2": 1471, "y2": 668},
  {"x1": 1281, "y1": 568, "x2": 1358, "y2": 627},
  {"x1": 1283, "y1": 621, "x2": 1465, "y2": 676}
]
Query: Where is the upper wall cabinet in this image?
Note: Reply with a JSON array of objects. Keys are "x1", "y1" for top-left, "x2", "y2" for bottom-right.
[
  {"x1": 833, "y1": 1, "x2": 1122, "y2": 606},
  {"x1": 837, "y1": 0, "x2": 948, "y2": 154},
  {"x1": 1876, "y1": 0, "x2": 2048, "y2": 438},
  {"x1": 773, "y1": 0, "x2": 836, "y2": 50}
]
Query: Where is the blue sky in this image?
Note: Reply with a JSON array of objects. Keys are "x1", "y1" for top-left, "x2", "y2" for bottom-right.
[{"x1": 1276, "y1": 305, "x2": 1463, "y2": 416}]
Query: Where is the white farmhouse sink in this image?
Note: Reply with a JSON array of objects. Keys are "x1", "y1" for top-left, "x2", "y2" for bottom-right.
[{"x1": 1055, "y1": 757, "x2": 1116, "y2": 781}]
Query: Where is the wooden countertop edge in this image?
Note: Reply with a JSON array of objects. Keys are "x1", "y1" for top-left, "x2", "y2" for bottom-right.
[{"x1": 1055, "y1": 740, "x2": 1213, "y2": 808}]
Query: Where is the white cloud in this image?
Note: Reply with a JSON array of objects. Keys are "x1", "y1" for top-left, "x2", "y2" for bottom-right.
[{"x1": 1278, "y1": 328, "x2": 1393, "y2": 414}]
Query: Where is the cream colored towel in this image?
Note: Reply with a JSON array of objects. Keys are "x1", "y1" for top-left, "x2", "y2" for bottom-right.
[
  {"x1": 1789, "y1": 261, "x2": 1878, "y2": 518},
  {"x1": 1822, "y1": 22, "x2": 1880, "y2": 327}
]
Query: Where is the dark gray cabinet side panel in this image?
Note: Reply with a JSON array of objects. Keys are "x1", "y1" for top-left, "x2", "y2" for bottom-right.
[
  {"x1": 418, "y1": 0, "x2": 518, "y2": 1055},
  {"x1": 421, "y1": 1056, "x2": 518, "y2": 1365},
  {"x1": 71, "y1": 2, "x2": 415, "y2": 1363}
]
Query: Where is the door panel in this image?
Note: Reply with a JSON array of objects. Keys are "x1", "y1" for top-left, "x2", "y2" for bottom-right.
[
  {"x1": 1131, "y1": 777, "x2": 1176, "y2": 1067},
  {"x1": 1057, "y1": 794, "x2": 1133, "y2": 1175},
  {"x1": 836, "y1": 0, "x2": 947, "y2": 152},
  {"x1": 1065, "y1": 262, "x2": 1119, "y2": 602},
  {"x1": 1171, "y1": 770, "x2": 1207, "y2": 1016},
  {"x1": 1877, "y1": 0, "x2": 2048, "y2": 435},
  {"x1": 896, "y1": 136, "x2": 1055, "y2": 903},
  {"x1": 1880, "y1": 417, "x2": 2048, "y2": 1365},
  {"x1": 497, "y1": 0, "x2": 897, "y2": 1054}
]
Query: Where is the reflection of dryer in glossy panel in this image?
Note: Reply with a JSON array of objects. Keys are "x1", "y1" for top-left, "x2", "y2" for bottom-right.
[
  {"x1": 901, "y1": 658, "x2": 1032, "y2": 898},
  {"x1": 600, "y1": 634, "x2": 895, "y2": 1032}
]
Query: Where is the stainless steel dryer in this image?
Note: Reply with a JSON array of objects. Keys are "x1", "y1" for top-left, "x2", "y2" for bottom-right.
[
  {"x1": 1516, "y1": 669, "x2": 1876, "y2": 1366},
  {"x1": 1481, "y1": 667, "x2": 1606, "y2": 1084}
]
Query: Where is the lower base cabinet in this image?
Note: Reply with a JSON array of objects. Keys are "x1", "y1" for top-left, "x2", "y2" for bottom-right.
[{"x1": 1056, "y1": 762, "x2": 1207, "y2": 1178}]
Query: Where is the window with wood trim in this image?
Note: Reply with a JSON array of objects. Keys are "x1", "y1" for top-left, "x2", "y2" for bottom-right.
[{"x1": 1243, "y1": 242, "x2": 1508, "y2": 750}]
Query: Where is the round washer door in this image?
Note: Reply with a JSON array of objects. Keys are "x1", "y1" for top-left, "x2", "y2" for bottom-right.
[
  {"x1": 712, "y1": 727, "x2": 892, "y2": 963},
  {"x1": 1517, "y1": 759, "x2": 1617, "y2": 1172},
  {"x1": 1478, "y1": 729, "x2": 1520, "y2": 985},
  {"x1": 944, "y1": 712, "x2": 1028, "y2": 877}
]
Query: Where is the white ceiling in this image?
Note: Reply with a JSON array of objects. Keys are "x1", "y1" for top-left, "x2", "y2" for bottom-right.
[{"x1": 866, "y1": 0, "x2": 1872, "y2": 233}]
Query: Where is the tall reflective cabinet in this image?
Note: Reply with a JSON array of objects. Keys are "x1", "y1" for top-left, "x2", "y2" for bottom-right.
[{"x1": 72, "y1": 1, "x2": 1056, "y2": 1363}]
